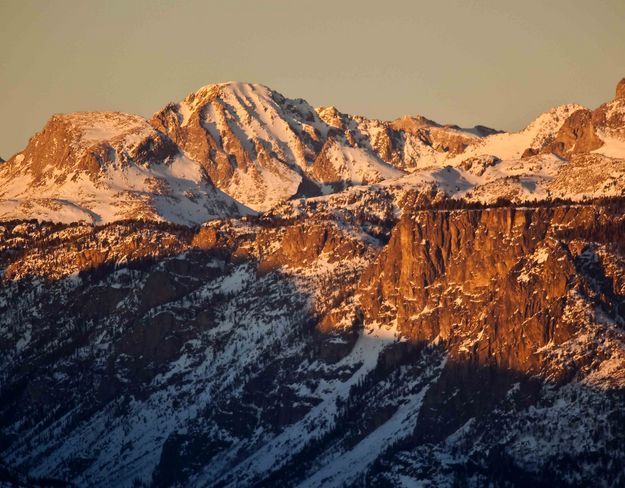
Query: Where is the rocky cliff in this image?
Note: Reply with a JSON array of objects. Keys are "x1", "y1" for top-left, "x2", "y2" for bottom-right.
[{"x1": 361, "y1": 204, "x2": 625, "y2": 380}]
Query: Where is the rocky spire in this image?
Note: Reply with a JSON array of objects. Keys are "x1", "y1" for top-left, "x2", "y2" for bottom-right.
[{"x1": 616, "y1": 77, "x2": 625, "y2": 100}]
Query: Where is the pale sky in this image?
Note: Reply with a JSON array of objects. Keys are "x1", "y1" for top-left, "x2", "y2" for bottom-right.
[{"x1": 1, "y1": 0, "x2": 624, "y2": 158}]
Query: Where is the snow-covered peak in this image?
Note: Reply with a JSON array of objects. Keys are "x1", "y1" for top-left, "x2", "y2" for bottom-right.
[
  {"x1": 175, "y1": 81, "x2": 291, "y2": 126},
  {"x1": 13, "y1": 110, "x2": 179, "y2": 178},
  {"x1": 190, "y1": 80, "x2": 273, "y2": 99},
  {"x1": 0, "y1": 109, "x2": 251, "y2": 225},
  {"x1": 40, "y1": 112, "x2": 171, "y2": 163},
  {"x1": 4, "y1": 80, "x2": 625, "y2": 226},
  {"x1": 186, "y1": 81, "x2": 271, "y2": 104},
  {"x1": 152, "y1": 82, "x2": 411, "y2": 211}
]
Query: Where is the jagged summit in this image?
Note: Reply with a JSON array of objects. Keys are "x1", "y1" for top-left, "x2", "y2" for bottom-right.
[
  {"x1": 50, "y1": 111, "x2": 149, "y2": 135},
  {"x1": 189, "y1": 80, "x2": 271, "y2": 95},
  {"x1": 176, "y1": 82, "x2": 283, "y2": 121},
  {"x1": 151, "y1": 81, "x2": 411, "y2": 210},
  {"x1": 150, "y1": 81, "x2": 520, "y2": 211}
]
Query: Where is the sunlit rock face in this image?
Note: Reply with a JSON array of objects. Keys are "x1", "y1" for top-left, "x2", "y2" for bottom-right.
[
  {"x1": 615, "y1": 78, "x2": 625, "y2": 101},
  {"x1": 361, "y1": 204, "x2": 625, "y2": 380}
]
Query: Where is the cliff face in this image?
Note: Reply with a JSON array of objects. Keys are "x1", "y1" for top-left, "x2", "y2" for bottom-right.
[
  {"x1": 17, "y1": 112, "x2": 178, "y2": 184},
  {"x1": 360, "y1": 205, "x2": 625, "y2": 382},
  {"x1": 542, "y1": 108, "x2": 603, "y2": 156}
]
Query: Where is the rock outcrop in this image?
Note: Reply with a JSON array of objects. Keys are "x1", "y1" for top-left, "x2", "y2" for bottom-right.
[
  {"x1": 360, "y1": 204, "x2": 625, "y2": 380},
  {"x1": 20, "y1": 112, "x2": 177, "y2": 183},
  {"x1": 542, "y1": 108, "x2": 603, "y2": 156}
]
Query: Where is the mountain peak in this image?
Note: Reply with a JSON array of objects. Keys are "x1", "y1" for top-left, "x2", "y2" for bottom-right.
[
  {"x1": 47, "y1": 111, "x2": 154, "y2": 144},
  {"x1": 3, "y1": 81, "x2": 625, "y2": 225},
  {"x1": 390, "y1": 115, "x2": 441, "y2": 132},
  {"x1": 194, "y1": 80, "x2": 271, "y2": 92},
  {"x1": 184, "y1": 81, "x2": 276, "y2": 104},
  {"x1": 23, "y1": 111, "x2": 175, "y2": 175}
]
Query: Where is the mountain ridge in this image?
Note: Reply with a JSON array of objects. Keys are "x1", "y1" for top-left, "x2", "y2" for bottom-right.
[{"x1": 1, "y1": 78, "x2": 623, "y2": 225}]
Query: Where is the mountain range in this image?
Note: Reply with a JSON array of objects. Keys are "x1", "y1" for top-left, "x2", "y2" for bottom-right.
[
  {"x1": 2, "y1": 79, "x2": 625, "y2": 224},
  {"x1": 1, "y1": 79, "x2": 625, "y2": 487}
]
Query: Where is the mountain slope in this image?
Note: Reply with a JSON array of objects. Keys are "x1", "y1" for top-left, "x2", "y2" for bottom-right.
[
  {"x1": 2, "y1": 78, "x2": 625, "y2": 486},
  {"x1": 380, "y1": 80, "x2": 625, "y2": 204},
  {"x1": 1, "y1": 200, "x2": 625, "y2": 486}
]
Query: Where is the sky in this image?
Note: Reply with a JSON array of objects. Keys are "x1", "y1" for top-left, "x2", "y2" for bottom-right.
[{"x1": 1, "y1": 0, "x2": 624, "y2": 158}]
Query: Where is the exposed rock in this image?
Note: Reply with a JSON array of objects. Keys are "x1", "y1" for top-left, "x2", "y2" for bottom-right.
[
  {"x1": 458, "y1": 154, "x2": 500, "y2": 175},
  {"x1": 390, "y1": 115, "x2": 441, "y2": 131},
  {"x1": 472, "y1": 124, "x2": 502, "y2": 137},
  {"x1": 19, "y1": 112, "x2": 177, "y2": 183},
  {"x1": 521, "y1": 147, "x2": 539, "y2": 158},
  {"x1": 360, "y1": 204, "x2": 624, "y2": 377},
  {"x1": 542, "y1": 108, "x2": 603, "y2": 156}
]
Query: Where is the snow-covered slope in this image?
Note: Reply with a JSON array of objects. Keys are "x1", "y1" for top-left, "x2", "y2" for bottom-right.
[
  {"x1": 379, "y1": 151, "x2": 625, "y2": 204},
  {"x1": 445, "y1": 104, "x2": 584, "y2": 164},
  {"x1": 374, "y1": 92, "x2": 625, "y2": 204}
]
